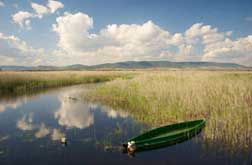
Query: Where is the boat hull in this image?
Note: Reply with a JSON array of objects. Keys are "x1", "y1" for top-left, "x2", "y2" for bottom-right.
[{"x1": 124, "y1": 119, "x2": 206, "y2": 152}]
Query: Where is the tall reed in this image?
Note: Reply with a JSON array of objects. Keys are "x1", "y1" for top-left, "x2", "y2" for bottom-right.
[
  {"x1": 87, "y1": 71, "x2": 252, "y2": 151},
  {"x1": 0, "y1": 71, "x2": 132, "y2": 95}
]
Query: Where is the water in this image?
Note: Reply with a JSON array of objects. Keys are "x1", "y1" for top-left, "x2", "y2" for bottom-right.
[{"x1": 0, "y1": 85, "x2": 251, "y2": 165}]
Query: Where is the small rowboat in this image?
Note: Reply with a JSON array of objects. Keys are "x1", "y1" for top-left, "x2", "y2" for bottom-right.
[{"x1": 123, "y1": 119, "x2": 206, "y2": 153}]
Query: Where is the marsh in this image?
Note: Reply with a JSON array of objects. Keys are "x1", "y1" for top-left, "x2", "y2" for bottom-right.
[{"x1": 0, "y1": 71, "x2": 251, "y2": 164}]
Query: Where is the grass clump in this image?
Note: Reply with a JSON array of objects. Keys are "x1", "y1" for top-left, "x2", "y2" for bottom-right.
[
  {"x1": 87, "y1": 71, "x2": 252, "y2": 151},
  {"x1": 0, "y1": 71, "x2": 133, "y2": 95}
]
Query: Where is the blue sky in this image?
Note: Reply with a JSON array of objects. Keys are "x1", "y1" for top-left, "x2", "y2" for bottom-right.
[{"x1": 0, "y1": 0, "x2": 252, "y2": 66}]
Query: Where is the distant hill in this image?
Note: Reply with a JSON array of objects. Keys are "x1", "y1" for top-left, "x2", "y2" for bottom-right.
[
  {"x1": 89, "y1": 61, "x2": 248, "y2": 69},
  {"x1": 0, "y1": 61, "x2": 250, "y2": 70}
]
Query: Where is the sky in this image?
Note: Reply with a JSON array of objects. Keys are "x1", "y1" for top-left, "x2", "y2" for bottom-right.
[{"x1": 0, "y1": 0, "x2": 252, "y2": 66}]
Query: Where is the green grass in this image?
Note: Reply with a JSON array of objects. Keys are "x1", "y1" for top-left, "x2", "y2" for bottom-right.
[
  {"x1": 0, "y1": 71, "x2": 133, "y2": 96},
  {"x1": 86, "y1": 71, "x2": 252, "y2": 151}
]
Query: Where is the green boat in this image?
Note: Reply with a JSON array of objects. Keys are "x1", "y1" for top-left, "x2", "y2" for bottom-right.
[{"x1": 123, "y1": 119, "x2": 206, "y2": 153}]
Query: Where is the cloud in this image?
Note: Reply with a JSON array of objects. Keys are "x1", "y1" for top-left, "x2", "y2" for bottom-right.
[
  {"x1": 0, "y1": 32, "x2": 48, "y2": 65},
  {"x1": 31, "y1": 2, "x2": 49, "y2": 18},
  {"x1": 202, "y1": 35, "x2": 252, "y2": 63},
  {"x1": 31, "y1": 0, "x2": 64, "y2": 18},
  {"x1": 48, "y1": 0, "x2": 64, "y2": 13},
  {"x1": 53, "y1": 12, "x2": 248, "y2": 64},
  {"x1": 52, "y1": 12, "x2": 174, "y2": 64},
  {"x1": 12, "y1": 1, "x2": 64, "y2": 30},
  {"x1": 53, "y1": 12, "x2": 94, "y2": 53},
  {"x1": 0, "y1": 33, "x2": 44, "y2": 55},
  {"x1": 52, "y1": 12, "x2": 252, "y2": 66},
  {"x1": 12, "y1": 11, "x2": 34, "y2": 30},
  {"x1": 4, "y1": 10, "x2": 252, "y2": 66},
  {"x1": 0, "y1": 1, "x2": 4, "y2": 7}
]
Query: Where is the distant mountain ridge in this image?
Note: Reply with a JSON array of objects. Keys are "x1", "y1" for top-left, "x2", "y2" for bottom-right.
[{"x1": 0, "y1": 61, "x2": 250, "y2": 70}]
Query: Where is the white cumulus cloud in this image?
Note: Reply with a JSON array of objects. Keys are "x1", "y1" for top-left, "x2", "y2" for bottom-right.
[
  {"x1": 4, "y1": 10, "x2": 252, "y2": 66},
  {"x1": 48, "y1": 0, "x2": 64, "y2": 13},
  {"x1": 0, "y1": 32, "x2": 44, "y2": 55},
  {"x1": 31, "y1": 2, "x2": 49, "y2": 18},
  {"x1": 12, "y1": 11, "x2": 34, "y2": 30},
  {"x1": 52, "y1": 12, "x2": 175, "y2": 64},
  {"x1": 202, "y1": 35, "x2": 252, "y2": 64},
  {"x1": 31, "y1": 0, "x2": 64, "y2": 18},
  {"x1": 0, "y1": 32, "x2": 49, "y2": 66},
  {"x1": 12, "y1": 1, "x2": 64, "y2": 30},
  {"x1": 52, "y1": 12, "x2": 252, "y2": 66},
  {"x1": 53, "y1": 12, "x2": 94, "y2": 53}
]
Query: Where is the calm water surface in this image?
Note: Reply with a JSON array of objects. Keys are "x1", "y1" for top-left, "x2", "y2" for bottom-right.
[{"x1": 0, "y1": 85, "x2": 251, "y2": 165}]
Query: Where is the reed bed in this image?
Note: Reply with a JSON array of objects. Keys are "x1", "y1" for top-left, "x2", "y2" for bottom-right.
[
  {"x1": 87, "y1": 71, "x2": 252, "y2": 151},
  {"x1": 0, "y1": 71, "x2": 132, "y2": 95}
]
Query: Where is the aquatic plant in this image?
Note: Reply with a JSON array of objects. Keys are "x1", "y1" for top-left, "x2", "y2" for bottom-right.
[{"x1": 87, "y1": 71, "x2": 252, "y2": 152}]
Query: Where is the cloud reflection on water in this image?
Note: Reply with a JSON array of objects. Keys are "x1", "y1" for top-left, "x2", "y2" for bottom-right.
[
  {"x1": 16, "y1": 114, "x2": 64, "y2": 141},
  {"x1": 4, "y1": 85, "x2": 130, "y2": 142},
  {"x1": 16, "y1": 113, "x2": 34, "y2": 131},
  {"x1": 55, "y1": 100, "x2": 94, "y2": 129},
  {"x1": 0, "y1": 98, "x2": 25, "y2": 113},
  {"x1": 54, "y1": 86, "x2": 129, "y2": 130},
  {"x1": 35, "y1": 123, "x2": 50, "y2": 138},
  {"x1": 89, "y1": 103, "x2": 129, "y2": 119},
  {"x1": 51, "y1": 128, "x2": 65, "y2": 141}
]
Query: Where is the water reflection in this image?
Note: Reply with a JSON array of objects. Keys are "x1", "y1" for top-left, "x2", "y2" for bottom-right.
[
  {"x1": 0, "y1": 98, "x2": 25, "y2": 113},
  {"x1": 16, "y1": 113, "x2": 34, "y2": 131},
  {"x1": 1, "y1": 85, "x2": 134, "y2": 144},
  {"x1": 35, "y1": 123, "x2": 50, "y2": 138},
  {"x1": 51, "y1": 129, "x2": 65, "y2": 141},
  {"x1": 0, "y1": 85, "x2": 250, "y2": 164},
  {"x1": 54, "y1": 86, "x2": 130, "y2": 130},
  {"x1": 89, "y1": 104, "x2": 129, "y2": 119},
  {"x1": 0, "y1": 136, "x2": 9, "y2": 142},
  {"x1": 55, "y1": 100, "x2": 94, "y2": 129}
]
